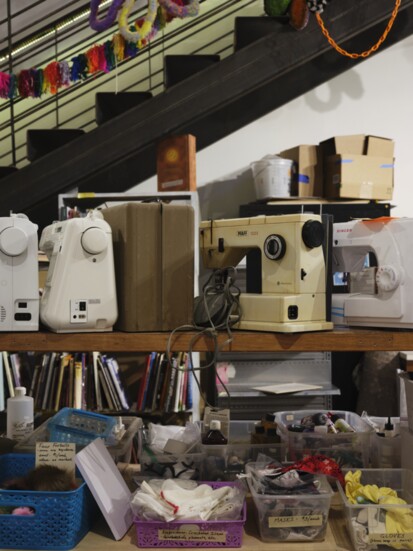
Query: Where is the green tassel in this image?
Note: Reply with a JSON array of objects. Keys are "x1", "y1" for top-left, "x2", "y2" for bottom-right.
[{"x1": 264, "y1": 0, "x2": 291, "y2": 16}]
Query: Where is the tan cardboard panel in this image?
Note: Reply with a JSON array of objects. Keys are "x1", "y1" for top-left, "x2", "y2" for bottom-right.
[
  {"x1": 324, "y1": 154, "x2": 393, "y2": 200},
  {"x1": 161, "y1": 203, "x2": 194, "y2": 330},
  {"x1": 103, "y1": 203, "x2": 162, "y2": 331},
  {"x1": 319, "y1": 135, "x2": 365, "y2": 157},
  {"x1": 366, "y1": 135, "x2": 395, "y2": 157},
  {"x1": 103, "y1": 202, "x2": 194, "y2": 332},
  {"x1": 279, "y1": 145, "x2": 323, "y2": 197}
]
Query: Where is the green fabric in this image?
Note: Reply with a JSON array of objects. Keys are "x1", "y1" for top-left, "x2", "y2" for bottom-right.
[{"x1": 264, "y1": 0, "x2": 291, "y2": 16}]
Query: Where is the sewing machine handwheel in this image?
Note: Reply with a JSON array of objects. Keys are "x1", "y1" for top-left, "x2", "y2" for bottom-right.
[
  {"x1": 376, "y1": 265, "x2": 400, "y2": 292},
  {"x1": 302, "y1": 220, "x2": 324, "y2": 248},
  {"x1": 81, "y1": 227, "x2": 108, "y2": 255},
  {"x1": 0, "y1": 226, "x2": 28, "y2": 256},
  {"x1": 264, "y1": 234, "x2": 286, "y2": 260}
]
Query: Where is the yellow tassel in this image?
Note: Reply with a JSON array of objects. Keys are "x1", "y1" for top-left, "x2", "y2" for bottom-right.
[{"x1": 113, "y1": 33, "x2": 125, "y2": 61}]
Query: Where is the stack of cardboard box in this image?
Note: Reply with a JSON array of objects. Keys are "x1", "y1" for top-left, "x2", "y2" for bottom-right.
[{"x1": 278, "y1": 134, "x2": 395, "y2": 201}]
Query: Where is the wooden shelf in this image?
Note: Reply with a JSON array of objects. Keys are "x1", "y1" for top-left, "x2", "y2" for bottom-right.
[{"x1": 1, "y1": 328, "x2": 413, "y2": 352}]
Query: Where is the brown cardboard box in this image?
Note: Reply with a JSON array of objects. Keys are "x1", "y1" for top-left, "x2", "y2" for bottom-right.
[
  {"x1": 279, "y1": 145, "x2": 323, "y2": 197},
  {"x1": 157, "y1": 134, "x2": 197, "y2": 192},
  {"x1": 102, "y1": 202, "x2": 194, "y2": 331},
  {"x1": 320, "y1": 135, "x2": 394, "y2": 200}
]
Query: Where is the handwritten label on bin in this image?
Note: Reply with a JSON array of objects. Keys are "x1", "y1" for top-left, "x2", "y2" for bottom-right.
[
  {"x1": 35, "y1": 442, "x2": 76, "y2": 477},
  {"x1": 369, "y1": 533, "x2": 413, "y2": 545},
  {"x1": 158, "y1": 529, "x2": 226, "y2": 543},
  {"x1": 269, "y1": 515, "x2": 323, "y2": 528}
]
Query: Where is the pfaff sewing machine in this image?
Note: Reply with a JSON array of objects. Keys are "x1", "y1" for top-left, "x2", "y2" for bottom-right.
[
  {"x1": 332, "y1": 217, "x2": 413, "y2": 329},
  {"x1": 199, "y1": 214, "x2": 332, "y2": 332},
  {"x1": 40, "y1": 210, "x2": 118, "y2": 333},
  {"x1": 0, "y1": 213, "x2": 39, "y2": 331}
]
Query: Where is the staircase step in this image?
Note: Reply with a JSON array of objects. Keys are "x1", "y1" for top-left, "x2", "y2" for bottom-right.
[
  {"x1": 27, "y1": 129, "x2": 85, "y2": 162},
  {"x1": 164, "y1": 55, "x2": 220, "y2": 88},
  {"x1": 234, "y1": 16, "x2": 290, "y2": 51},
  {"x1": 95, "y1": 91, "x2": 153, "y2": 126},
  {"x1": 0, "y1": 166, "x2": 18, "y2": 179}
]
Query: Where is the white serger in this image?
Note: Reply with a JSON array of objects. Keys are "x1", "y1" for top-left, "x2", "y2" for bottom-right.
[
  {"x1": 39, "y1": 210, "x2": 118, "y2": 333},
  {"x1": 0, "y1": 213, "x2": 39, "y2": 331},
  {"x1": 332, "y1": 217, "x2": 413, "y2": 329}
]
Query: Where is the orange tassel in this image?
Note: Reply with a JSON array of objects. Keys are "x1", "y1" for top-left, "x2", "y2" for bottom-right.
[{"x1": 43, "y1": 61, "x2": 61, "y2": 94}]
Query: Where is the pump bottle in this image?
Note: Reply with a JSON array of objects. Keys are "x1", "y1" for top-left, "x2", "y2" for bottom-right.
[{"x1": 6, "y1": 386, "x2": 34, "y2": 441}]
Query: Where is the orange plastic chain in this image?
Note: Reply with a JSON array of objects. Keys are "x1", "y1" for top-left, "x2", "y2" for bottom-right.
[{"x1": 315, "y1": 0, "x2": 401, "y2": 59}]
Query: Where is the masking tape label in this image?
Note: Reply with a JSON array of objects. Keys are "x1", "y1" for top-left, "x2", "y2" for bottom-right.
[
  {"x1": 159, "y1": 530, "x2": 226, "y2": 542},
  {"x1": 369, "y1": 533, "x2": 413, "y2": 545},
  {"x1": 269, "y1": 515, "x2": 323, "y2": 528}
]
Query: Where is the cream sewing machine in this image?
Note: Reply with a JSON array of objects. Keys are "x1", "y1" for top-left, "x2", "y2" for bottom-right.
[
  {"x1": 0, "y1": 213, "x2": 39, "y2": 331},
  {"x1": 332, "y1": 217, "x2": 413, "y2": 329},
  {"x1": 199, "y1": 214, "x2": 333, "y2": 333},
  {"x1": 39, "y1": 210, "x2": 118, "y2": 333}
]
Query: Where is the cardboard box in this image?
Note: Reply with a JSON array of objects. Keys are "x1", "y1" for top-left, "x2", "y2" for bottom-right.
[
  {"x1": 320, "y1": 134, "x2": 395, "y2": 200},
  {"x1": 157, "y1": 134, "x2": 197, "y2": 192},
  {"x1": 279, "y1": 145, "x2": 323, "y2": 197},
  {"x1": 102, "y1": 202, "x2": 194, "y2": 331}
]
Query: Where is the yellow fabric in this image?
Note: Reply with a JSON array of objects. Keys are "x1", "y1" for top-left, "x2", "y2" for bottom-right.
[{"x1": 345, "y1": 471, "x2": 413, "y2": 550}]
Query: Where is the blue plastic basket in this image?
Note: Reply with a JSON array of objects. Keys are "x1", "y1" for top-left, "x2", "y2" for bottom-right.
[
  {"x1": 0, "y1": 454, "x2": 99, "y2": 550},
  {"x1": 47, "y1": 408, "x2": 117, "y2": 446}
]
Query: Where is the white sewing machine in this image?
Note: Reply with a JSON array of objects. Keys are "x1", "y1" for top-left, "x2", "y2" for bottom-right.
[
  {"x1": 199, "y1": 214, "x2": 333, "y2": 332},
  {"x1": 40, "y1": 210, "x2": 118, "y2": 333},
  {"x1": 332, "y1": 217, "x2": 413, "y2": 328},
  {"x1": 0, "y1": 213, "x2": 39, "y2": 331}
]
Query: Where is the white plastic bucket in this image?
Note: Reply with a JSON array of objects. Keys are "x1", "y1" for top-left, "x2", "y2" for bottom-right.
[{"x1": 251, "y1": 156, "x2": 295, "y2": 200}]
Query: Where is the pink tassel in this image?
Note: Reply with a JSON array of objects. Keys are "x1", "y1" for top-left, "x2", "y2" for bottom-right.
[
  {"x1": 0, "y1": 72, "x2": 11, "y2": 99},
  {"x1": 97, "y1": 44, "x2": 108, "y2": 72}
]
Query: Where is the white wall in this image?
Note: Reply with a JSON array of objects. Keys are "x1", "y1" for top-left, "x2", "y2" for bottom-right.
[{"x1": 133, "y1": 34, "x2": 413, "y2": 220}]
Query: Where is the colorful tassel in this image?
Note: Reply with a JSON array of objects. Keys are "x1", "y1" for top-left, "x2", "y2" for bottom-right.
[
  {"x1": 59, "y1": 61, "x2": 71, "y2": 87},
  {"x1": 113, "y1": 33, "x2": 126, "y2": 61},
  {"x1": 86, "y1": 45, "x2": 101, "y2": 74},
  {"x1": 104, "y1": 40, "x2": 116, "y2": 71},
  {"x1": 43, "y1": 61, "x2": 61, "y2": 94},
  {"x1": 0, "y1": 72, "x2": 11, "y2": 99},
  {"x1": 70, "y1": 54, "x2": 89, "y2": 81},
  {"x1": 18, "y1": 70, "x2": 34, "y2": 98}
]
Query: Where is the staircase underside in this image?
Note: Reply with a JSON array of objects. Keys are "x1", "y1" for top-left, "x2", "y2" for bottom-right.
[{"x1": 2, "y1": 0, "x2": 413, "y2": 227}]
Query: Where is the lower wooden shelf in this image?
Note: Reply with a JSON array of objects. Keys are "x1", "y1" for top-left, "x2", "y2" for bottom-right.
[{"x1": 67, "y1": 503, "x2": 352, "y2": 551}]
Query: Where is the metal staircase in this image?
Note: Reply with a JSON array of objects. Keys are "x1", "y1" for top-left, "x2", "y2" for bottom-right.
[{"x1": 1, "y1": 0, "x2": 413, "y2": 229}]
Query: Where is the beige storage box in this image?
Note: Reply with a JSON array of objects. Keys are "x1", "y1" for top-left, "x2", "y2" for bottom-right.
[
  {"x1": 279, "y1": 144, "x2": 323, "y2": 198},
  {"x1": 320, "y1": 134, "x2": 394, "y2": 200},
  {"x1": 103, "y1": 202, "x2": 194, "y2": 331}
]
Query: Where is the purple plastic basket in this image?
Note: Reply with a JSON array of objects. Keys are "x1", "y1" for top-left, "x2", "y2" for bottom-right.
[{"x1": 133, "y1": 482, "x2": 246, "y2": 548}]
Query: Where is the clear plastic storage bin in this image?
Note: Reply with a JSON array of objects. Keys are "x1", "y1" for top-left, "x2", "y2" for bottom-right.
[
  {"x1": 246, "y1": 462, "x2": 333, "y2": 542},
  {"x1": 275, "y1": 410, "x2": 374, "y2": 468},
  {"x1": 201, "y1": 420, "x2": 286, "y2": 481},
  {"x1": 368, "y1": 416, "x2": 401, "y2": 468},
  {"x1": 139, "y1": 445, "x2": 205, "y2": 480},
  {"x1": 15, "y1": 415, "x2": 142, "y2": 463},
  {"x1": 338, "y1": 469, "x2": 413, "y2": 551}
]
